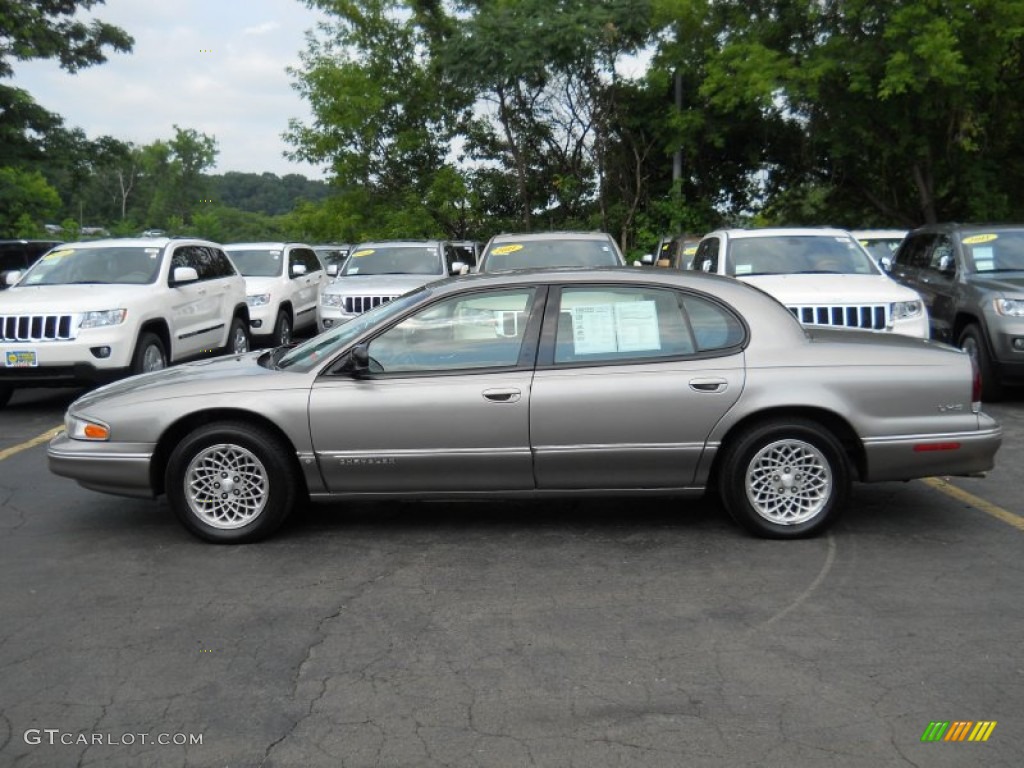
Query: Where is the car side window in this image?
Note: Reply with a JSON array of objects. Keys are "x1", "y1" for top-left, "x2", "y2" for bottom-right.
[
  {"x1": 683, "y1": 294, "x2": 746, "y2": 351},
  {"x1": 367, "y1": 288, "x2": 537, "y2": 373},
  {"x1": 553, "y1": 286, "x2": 703, "y2": 364},
  {"x1": 290, "y1": 247, "x2": 321, "y2": 276},
  {"x1": 694, "y1": 238, "x2": 720, "y2": 273},
  {"x1": 926, "y1": 236, "x2": 956, "y2": 275},
  {"x1": 207, "y1": 248, "x2": 237, "y2": 279},
  {"x1": 895, "y1": 234, "x2": 934, "y2": 269}
]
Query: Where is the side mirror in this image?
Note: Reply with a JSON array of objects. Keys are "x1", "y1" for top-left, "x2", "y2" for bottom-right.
[
  {"x1": 3, "y1": 270, "x2": 22, "y2": 286},
  {"x1": 938, "y1": 254, "x2": 955, "y2": 274},
  {"x1": 171, "y1": 266, "x2": 199, "y2": 285},
  {"x1": 291, "y1": 263, "x2": 307, "y2": 277},
  {"x1": 879, "y1": 255, "x2": 892, "y2": 272},
  {"x1": 639, "y1": 253, "x2": 655, "y2": 266},
  {"x1": 326, "y1": 264, "x2": 339, "y2": 277},
  {"x1": 351, "y1": 343, "x2": 370, "y2": 375},
  {"x1": 450, "y1": 261, "x2": 468, "y2": 276}
]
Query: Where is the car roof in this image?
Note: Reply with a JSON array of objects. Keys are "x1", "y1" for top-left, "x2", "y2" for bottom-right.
[
  {"x1": 351, "y1": 240, "x2": 442, "y2": 248},
  {"x1": 487, "y1": 231, "x2": 612, "y2": 243},
  {"x1": 851, "y1": 229, "x2": 907, "y2": 239},
  {"x1": 709, "y1": 227, "x2": 855, "y2": 239},
  {"x1": 46, "y1": 237, "x2": 188, "y2": 249},
  {"x1": 223, "y1": 242, "x2": 312, "y2": 249}
]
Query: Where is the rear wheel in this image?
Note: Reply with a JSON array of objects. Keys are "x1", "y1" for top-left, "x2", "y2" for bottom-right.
[
  {"x1": 958, "y1": 324, "x2": 1002, "y2": 402},
  {"x1": 718, "y1": 419, "x2": 849, "y2": 538},
  {"x1": 273, "y1": 310, "x2": 292, "y2": 346},
  {"x1": 131, "y1": 332, "x2": 167, "y2": 375},
  {"x1": 165, "y1": 421, "x2": 296, "y2": 543}
]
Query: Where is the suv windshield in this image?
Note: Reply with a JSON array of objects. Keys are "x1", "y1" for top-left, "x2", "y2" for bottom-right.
[
  {"x1": 342, "y1": 245, "x2": 443, "y2": 276},
  {"x1": 483, "y1": 238, "x2": 621, "y2": 272},
  {"x1": 16, "y1": 246, "x2": 163, "y2": 286},
  {"x1": 226, "y1": 248, "x2": 286, "y2": 277},
  {"x1": 727, "y1": 235, "x2": 878, "y2": 276},
  {"x1": 961, "y1": 230, "x2": 1024, "y2": 273}
]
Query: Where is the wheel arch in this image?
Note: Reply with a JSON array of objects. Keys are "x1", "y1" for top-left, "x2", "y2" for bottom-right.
[
  {"x1": 135, "y1": 319, "x2": 171, "y2": 360},
  {"x1": 952, "y1": 311, "x2": 985, "y2": 345},
  {"x1": 710, "y1": 406, "x2": 866, "y2": 485},
  {"x1": 150, "y1": 408, "x2": 307, "y2": 498}
]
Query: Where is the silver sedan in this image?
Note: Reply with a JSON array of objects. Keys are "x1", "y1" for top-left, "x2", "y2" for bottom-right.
[{"x1": 48, "y1": 268, "x2": 1002, "y2": 543}]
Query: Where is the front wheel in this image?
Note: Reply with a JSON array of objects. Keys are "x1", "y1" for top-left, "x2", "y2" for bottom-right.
[
  {"x1": 958, "y1": 324, "x2": 1002, "y2": 402},
  {"x1": 165, "y1": 421, "x2": 296, "y2": 543},
  {"x1": 131, "y1": 332, "x2": 167, "y2": 375},
  {"x1": 226, "y1": 317, "x2": 250, "y2": 356},
  {"x1": 273, "y1": 311, "x2": 292, "y2": 346},
  {"x1": 718, "y1": 419, "x2": 849, "y2": 538}
]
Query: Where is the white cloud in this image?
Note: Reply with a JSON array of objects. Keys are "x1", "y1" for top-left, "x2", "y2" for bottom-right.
[{"x1": 10, "y1": 0, "x2": 329, "y2": 179}]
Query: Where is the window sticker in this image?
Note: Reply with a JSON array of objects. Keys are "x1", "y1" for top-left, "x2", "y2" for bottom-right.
[
  {"x1": 570, "y1": 301, "x2": 661, "y2": 355},
  {"x1": 735, "y1": 264, "x2": 753, "y2": 275},
  {"x1": 683, "y1": 246, "x2": 697, "y2": 256},
  {"x1": 964, "y1": 233, "x2": 998, "y2": 245},
  {"x1": 352, "y1": 249, "x2": 375, "y2": 257},
  {"x1": 491, "y1": 244, "x2": 523, "y2": 256},
  {"x1": 43, "y1": 249, "x2": 74, "y2": 261},
  {"x1": 972, "y1": 246, "x2": 994, "y2": 270}
]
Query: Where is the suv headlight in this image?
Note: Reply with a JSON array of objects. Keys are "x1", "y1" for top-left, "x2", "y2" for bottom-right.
[
  {"x1": 321, "y1": 293, "x2": 346, "y2": 308},
  {"x1": 246, "y1": 293, "x2": 271, "y2": 307},
  {"x1": 890, "y1": 300, "x2": 923, "y2": 320},
  {"x1": 65, "y1": 413, "x2": 110, "y2": 441},
  {"x1": 79, "y1": 309, "x2": 127, "y2": 329},
  {"x1": 994, "y1": 298, "x2": 1024, "y2": 317}
]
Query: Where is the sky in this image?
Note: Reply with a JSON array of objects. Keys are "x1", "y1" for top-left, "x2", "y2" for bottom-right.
[{"x1": 11, "y1": 0, "x2": 331, "y2": 180}]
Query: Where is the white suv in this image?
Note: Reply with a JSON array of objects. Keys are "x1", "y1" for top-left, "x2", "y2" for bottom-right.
[
  {"x1": 0, "y1": 237, "x2": 250, "y2": 408},
  {"x1": 690, "y1": 228, "x2": 929, "y2": 338},
  {"x1": 224, "y1": 242, "x2": 328, "y2": 346}
]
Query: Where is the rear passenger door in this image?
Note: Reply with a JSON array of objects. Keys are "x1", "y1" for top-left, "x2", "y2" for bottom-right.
[
  {"x1": 168, "y1": 245, "x2": 223, "y2": 358},
  {"x1": 529, "y1": 284, "x2": 746, "y2": 490},
  {"x1": 288, "y1": 247, "x2": 326, "y2": 332}
]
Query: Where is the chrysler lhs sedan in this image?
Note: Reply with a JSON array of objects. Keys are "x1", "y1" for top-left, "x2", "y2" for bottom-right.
[{"x1": 47, "y1": 268, "x2": 1002, "y2": 544}]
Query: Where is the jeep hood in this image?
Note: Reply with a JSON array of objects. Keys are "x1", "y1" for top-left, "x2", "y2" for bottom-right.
[
  {"x1": 2, "y1": 283, "x2": 150, "y2": 312},
  {"x1": 964, "y1": 271, "x2": 1024, "y2": 294},
  {"x1": 327, "y1": 273, "x2": 442, "y2": 295},
  {"x1": 739, "y1": 274, "x2": 921, "y2": 304}
]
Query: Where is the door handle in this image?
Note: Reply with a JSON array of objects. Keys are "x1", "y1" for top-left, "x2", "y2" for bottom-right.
[
  {"x1": 689, "y1": 378, "x2": 728, "y2": 393},
  {"x1": 482, "y1": 388, "x2": 521, "y2": 403}
]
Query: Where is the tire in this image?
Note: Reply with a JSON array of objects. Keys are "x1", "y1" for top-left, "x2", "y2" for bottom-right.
[
  {"x1": 131, "y1": 332, "x2": 167, "y2": 375},
  {"x1": 273, "y1": 310, "x2": 292, "y2": 346},
  {"x1": 0, "y1": 385, "x2": 13, "y2": 410},
  {"x1": 225, "y1": 316, "x2": 250, "y2": 356},
  {"x1": 165, "y1": 421, "x2": 296, "y2": 543},
  {"x1": 958, "y1": 324, "x2": 1002, "y2": 402},
  {"x1": 718, "y1": 419, "x2": 849, "y2": 539}
]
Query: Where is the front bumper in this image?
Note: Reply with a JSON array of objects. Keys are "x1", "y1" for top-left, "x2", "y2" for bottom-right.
[{"x1": 48, "y1": 431, "x2": 157, "y2": 499}]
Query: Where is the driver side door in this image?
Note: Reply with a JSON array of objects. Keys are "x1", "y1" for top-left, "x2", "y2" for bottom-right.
[{"x1": 309, "y1": 286, "x2": 543, "y2": 493}]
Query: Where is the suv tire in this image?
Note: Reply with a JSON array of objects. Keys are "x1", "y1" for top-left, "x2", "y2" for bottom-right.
[
  {"x1": 958, "y1": 324, "x2": 1003, "y2": 402},
  {"x1": 273, "y1": 311, "x2": 292, "y2": 346},
  {"x1": 226, "y1": 317, "x2": 250, "y2": 355},
  {"x1": 131, "y1": 332, "x2": 167, "y2": 375}
]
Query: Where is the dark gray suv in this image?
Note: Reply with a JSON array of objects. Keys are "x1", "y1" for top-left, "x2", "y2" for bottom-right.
[{"x1": 887, "y1": 224, "x2": 1024, "y2": 400}]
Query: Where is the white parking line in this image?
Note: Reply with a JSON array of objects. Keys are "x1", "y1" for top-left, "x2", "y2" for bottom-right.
[
  {"x1": 0, "y1": 426, "x2": 63, "y2": 463},
  {"x1": 922, "y1": 476, "x2": 1024, "y2": 533}
]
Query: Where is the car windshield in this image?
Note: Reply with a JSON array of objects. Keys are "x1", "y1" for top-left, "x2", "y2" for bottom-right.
[
  {"x1": 226, "y1": 249, "x2": 284, "y2": 277},
  {"x1": 961, "y1": 230, "x2": 1024, "y2": 273},
  {"x1": 15, "y1": 245, "x2": 163, "y2": 286},
  {"x1": 727, "y1": 235, "x2": 879, "y2": 276},
  {"x1": 342, "y1": 245, "x2": 443, "y2": 276},
  {"x1": 274, "y1": 289, "x2": 426, "y2": 373},
  {"x1": 482, "y1": 238, "x2": 621, "y2": 272}
]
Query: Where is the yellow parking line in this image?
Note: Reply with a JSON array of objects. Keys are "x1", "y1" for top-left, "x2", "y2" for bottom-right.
[
  {"x1": 0, "y1": 426, "x2": 63, "y2": 463},
  {"x1": 922, "y1": 477, "x2": 1024, "y2": 532}
]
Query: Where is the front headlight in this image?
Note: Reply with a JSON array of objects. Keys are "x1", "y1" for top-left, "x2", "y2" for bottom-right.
[
  {"x1": 994, "y1": 298, "x2": 1024, "y2": 317},
  {"x1": 890, "y1": 300, "x2": 923, "y2": 320},
  {"x1": 65, "y1": 413, "x2": 111, "y2": 441},
  {"x1": 320, "y1": 293, "x2": 346, "y2": 308},
  {"x1": 246, "y1": 293, "x2": 271, "y2": 307},
  {"x1": 79, "y1": 309, "x2": 127, "y2": 329}
]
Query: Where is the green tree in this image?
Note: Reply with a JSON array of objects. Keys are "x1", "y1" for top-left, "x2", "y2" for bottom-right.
[{"x1": 0, "y1": 166, "x2": 61, "y2": 235}]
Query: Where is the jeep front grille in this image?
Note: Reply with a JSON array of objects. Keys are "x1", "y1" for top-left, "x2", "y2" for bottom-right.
[
  {"x1": 344, "y1": 295, "x2": 399, "y2": 314},
  {"x1": 1, "y1": 314, "x2": 76, "y2": 342},
  {"x1": 787, "y1": 304, "x2": 888, "y2": 330}
]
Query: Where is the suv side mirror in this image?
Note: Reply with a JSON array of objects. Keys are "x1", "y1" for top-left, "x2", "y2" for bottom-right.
[
  {"x1": 171, "y1": 266, "x2": 199, "y2": 285},
  {"x1": 938, "y1": 254, "x2": 955, "y2": 274},
  {"x1": 879, "y1": 255, "x2": 892, "y2": 272},
  {"x1": 326, "y1": 264, "x2": 339, "y2": 277},
  {"x1": 3, "y1": 270, "x2": 22, "y2": 286},
  {"x1": 450, "y1": 261, "x2": 468, "y2": 276},
  {"x1": 291, "y1": 263, "x2": 307, "y2": 277},
  {"x1": 639, "y1": 253, "x2": 655, "y2": 266}
]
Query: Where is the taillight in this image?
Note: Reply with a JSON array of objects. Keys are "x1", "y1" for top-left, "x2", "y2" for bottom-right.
[{"x1": 969, "y1": 352, "x2": 982, "y2": 411}]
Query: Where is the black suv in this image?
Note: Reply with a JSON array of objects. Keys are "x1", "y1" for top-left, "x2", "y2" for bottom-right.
[
  {"x1": 0, "y1": 240, "x2": 62, "y2": 289},
  {"x1": 887, "y1": 224, "x2": 1024, "y2": 400}
]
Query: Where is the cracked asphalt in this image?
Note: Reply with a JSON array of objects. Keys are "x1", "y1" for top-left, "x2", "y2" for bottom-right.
[{"x1": 1, "y1": 387, "x2": 1022, "y2": 767}]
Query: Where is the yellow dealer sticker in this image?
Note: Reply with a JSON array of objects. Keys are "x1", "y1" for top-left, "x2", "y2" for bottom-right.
[
  {"x1": 491, "y1": 244, "x2": 524, "y2": 256},
  {"x1": 352, "y1": 249, "x2": 375, "y2": 257},
  {"x1": 963, "y1": 234, "x2": 998, "y2": 245},
  {"x1": 43, "y1": 249, "x2": 74, "y2": 261}
]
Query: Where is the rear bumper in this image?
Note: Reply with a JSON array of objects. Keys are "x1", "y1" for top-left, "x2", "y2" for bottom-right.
[{"x1": 862, "y1": 421, "x2": 1002, "y2": 482}]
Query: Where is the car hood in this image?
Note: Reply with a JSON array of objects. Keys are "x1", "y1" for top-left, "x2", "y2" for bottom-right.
[
  {"x1": 1, "y1": 283, "x2": 150, "y2": 311},
  {"x1": 71, "y1": 351, "x2": 306, "y2": 409},
  {"x1": 326, "y1": 274, "x2": 441, "y2": 294},
  {"x1": 739, "y1": 274, "x2": 920, "y2": 303},
  {"x1": 964, "y1": 272, "x2": 1024, "y2": 294},
  {"x1": 241, "y1": 275, "x2": 282, "y2": 293}
]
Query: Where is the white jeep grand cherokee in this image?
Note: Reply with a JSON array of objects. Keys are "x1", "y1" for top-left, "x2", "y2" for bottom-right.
[
  {"x1": 0, "y1": 237, "x2": 250, "y2": 409},
  {"x1": 689, "y1": 227, "x2": 929, "y2": 338}
]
